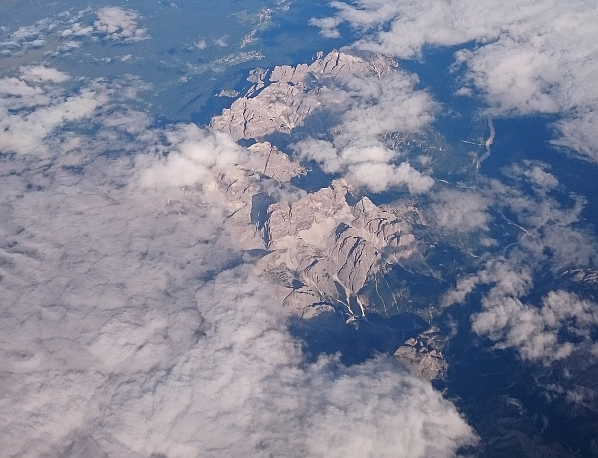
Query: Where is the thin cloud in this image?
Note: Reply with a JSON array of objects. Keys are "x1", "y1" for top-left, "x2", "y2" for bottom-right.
[
  {"x1": 473, "y1": 289, "x2": 598, "y2": 363},
  {"x1": 432, "y1": 190, "x2": 491, "y2": 233}
]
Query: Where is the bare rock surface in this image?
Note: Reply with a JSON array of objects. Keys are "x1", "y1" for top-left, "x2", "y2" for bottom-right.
[
  {"x1": 210, "y1": 50, "x2": 394, "y2": 140},
  {"x1": 256, "y1": 179, "x2": 423, "y2": 317},
  {"x1": 394, "y1": 327, "x2": 448, "y2": 380},
  {"x1": 246, "y1": 141, "x2": 304, "y2": 182}
]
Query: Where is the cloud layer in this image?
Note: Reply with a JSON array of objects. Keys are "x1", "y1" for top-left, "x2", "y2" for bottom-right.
[{"x1": 0, "y1": 67, "x2": 475, "y2": 458}]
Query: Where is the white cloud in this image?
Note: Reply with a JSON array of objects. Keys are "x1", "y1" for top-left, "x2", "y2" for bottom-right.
[
  {"x1": 19, "y1": 66, "x2": 70, "y2": 84},
  {"x1": 315, "y1": 0, "x2": 598, "y2": 160},
  {"x1": 308, "y1": 16, "x2": 342, "y2": 38},
  {"x1": 442, "y1": 254, "x2": 598, "y2": 365},
  {"x1": 442, "y1": 259, "x2": 533, "y2": 308},
  {"x1": 0, "y1": 88, "x2": 105, "y2": 156},
  {"x1": 349, "y1": 161, "x2": 434, "y2": 193},
  {"x1": 94, "y1": 7, "x2": 149, "y2": 42},
  {"x1": 139, "y1": 124, "x2": 248, "y2": 190},
  {"x1": 432, "y1": 190, "x2": 491, "y2": 232},
  {"x1": 215, "y1": 36, "x2": 229, "y2": 47},
  {"x1": 295, "y1": 139, "x2": 434, "y2": 193},
  {"x1": 473, "y1": 290, "x2": 598, "y2": 364},
  {"x1": 0, "y1": 17, "x2": 54, "y2": 54},
  {"x1": 335, "y1": 70, "x2": 438, "y2": 137},
  {"x1": 0, "y1": 68, "x2": 148, "y2": 156},
  {"x1": 293, "y1": 67, "x2": 436, "y2": 193},
  {"x1": 522, "y1": 164, "x2": 558, "y2": 190}
]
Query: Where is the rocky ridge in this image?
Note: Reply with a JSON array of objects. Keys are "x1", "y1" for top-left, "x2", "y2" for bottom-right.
[
  {"x1": 210, "y1": 50, "x2": 396, "y2": 141},
  {"x1": 208, "y1": 50, "x2": 445, "y2": 378},
  {"x1": 258, "y1": 179, "x2": 422, "y2": 319}
]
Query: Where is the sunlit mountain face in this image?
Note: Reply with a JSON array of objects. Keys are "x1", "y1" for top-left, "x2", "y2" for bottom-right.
[{"x1": 1, "y1": 1, "x2": 597, "y2": 457}]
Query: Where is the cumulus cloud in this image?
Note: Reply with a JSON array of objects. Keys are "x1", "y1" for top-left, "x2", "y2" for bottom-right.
[
  {"x1": 429, "y1": 160, "x2": 596, "y2": 270},
  {"x1": 314, "y1": 0, "x2": 598, "y2": 160},
  {"x1": 19, "y1": 65, "x2": 70, "y2": 84},
  {"x1": 442, "y1": 251, "x2": 598, "y2": 365},
  {"x1": 432, "y1": 190, "x2": 491, "y2": 232},
  {"x1": 335, "y1": 70, "x2": 438, "y2": 137},
  {"x1": 139, "y1": 124, "x2": 248, "y2": 190},
  {"x1": 93, "y1": 7, "x2": 149, "y2": 42},
  {"x1": 442, "y1": 259, "x2": 533, "y2": 308},
  {"x1": 0, "y1": 68, "x2": 476, "y2": 458},
  {"x1": 0, "y1": 17, "x2": 53, "y2": 54},
  {"x1": 473, "y1": 289, "x2": 598, "y2": 364},
  {"x1": 296, "y1": 139, "x2": 433, "y2": 193},
  {"x1": 490, "y1": 175, "x2": 596, "y2": 268},
  {"x1": 293, "y1": 68, "x2": 436, "y2": 193},
  {"x1": 0, "y1": 72, "x2": 105, "y2": 156},
  {"x1": 308, "y1": 16, "x2": 343, "y2": 38},
  {"x1": 519, "y1": 163, "x2": 558, "y2": 190},
  {"x1": 0, "y1": 6, "x2": 148, "y2": 62},
  {"x1": 349, "y1": 161, "x2": 434, "y2": 193},
  {"x1": 0, "y1": 67, "x2": 155, "y2": 157},
  {"x1": 437, "y1": 158, "x2": 598, "y2": 365}
]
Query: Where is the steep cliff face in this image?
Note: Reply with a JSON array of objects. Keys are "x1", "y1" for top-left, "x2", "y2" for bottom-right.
[
  {"x1": 256, "y1": 179, "x2": 423, "y2": 318},
  {"x1": 213, "y1": 140, "x2": 426, "y2": 321}
]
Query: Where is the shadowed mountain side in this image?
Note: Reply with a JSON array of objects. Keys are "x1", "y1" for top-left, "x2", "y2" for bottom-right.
[{"x1": 288, "y1": 310, "x2": 427, "y2": 365}]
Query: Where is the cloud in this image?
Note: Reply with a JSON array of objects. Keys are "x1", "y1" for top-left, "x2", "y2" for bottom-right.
[
  {"x1": 214, "y1": 36, "x2": 229, "y2": 47},
  {"x1": 314, "y1": 0, "x2": 598, "y2": 160},
  {"x1": 428, "y1": 160, "x2": 596, "y2": 271},
  {"x1": 441, "y1": 259, "x2": 533, "y2": 308},
  {"x1": 19, "y1": 66, "x2": 70, "y2": 84},
  {"x1": 0, "y1": 69, "x2": 476, "y2": 458},
  {"x1": 295, "y1": 139, "x2": 434, "y2": 193},
  {"x1": 0, "y1": 6, "x2": 148, "y2": 61},
  {"x1": 516, "y1": 162, "x2": 558, "y2": 190},
  {"x1": 349, "y1": 161, "x2": 434, "y2": 193},
  {"x1": 138, "y1": 124, "x2": 249, "y2": 190},
  {"x1": 0, "y1": 17, "x2": 54, "y2": 54},
  {"x1": 0, "y1": 87, "x2": 105, "y2": 156},
  {"x1": 432, "y1": 190, "x2": 491, "y2": 232},
  {"x1": 308, "y1": 16, "x2": 343, "y2": 38},
  {"x1": 473, "y1": 289, "x2": 598, "y2": 364},
  {"x1": 437, "y1": 159, "x2": 598, "y2": 365},
  {"x1": 0, "y1": 68, "x2": 154, "y2": 157},
  {"x1": 293, "y1": 66, "x2": 437, "y2": 193},
  {"x1": 93, "y1": 7, "x2": 149, "y2": 42},
  {"x1": 441, "y1": 252, "x2": 598, "y2": 365},
  {"x1": 334, "y1": 70, "x2": 438, "y2": 137}
]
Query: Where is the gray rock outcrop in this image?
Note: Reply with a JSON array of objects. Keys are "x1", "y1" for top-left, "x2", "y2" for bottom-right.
[
  {"x1": 256, "y1": 179, "x2": 423, "y2": 318},
  {"x1": 394, "y1": 327, "x2": 448, "y2": 380},
  {"x1": 210, "y1": 50, "x2": 395, "y2": 140}
]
